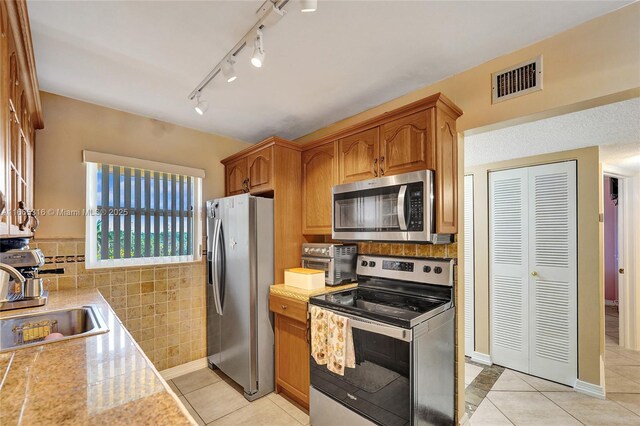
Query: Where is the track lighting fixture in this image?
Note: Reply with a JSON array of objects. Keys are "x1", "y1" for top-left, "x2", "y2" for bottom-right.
[
  {"x1": 188, "y1": 0, "x2": 317, "y2": 112},
  {"x1": 250, "y1": 29, "x2": 265, "y2": 68},
  {"x1": 300, "y1": 0, "x2": 317, "y2": 13},
  {"x1": 194, "y1": 93, "x2": 208, "y2": 115},
  {"x1": 222, "y1": 58, "x2": 237, "y2": 83}
]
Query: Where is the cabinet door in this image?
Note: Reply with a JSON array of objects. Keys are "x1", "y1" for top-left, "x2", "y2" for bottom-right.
[
  {"x1": 337, "y1": 128, "x2": 379, "y2": 184},
  {"x1": 225, "y1": 157, "x2": 248, "y2": 196},
  {"x1": 247, "y1": 146, "x2": 273, "y2": 193},
  {"x1": 275, "y1": 313, "x2": 310, "y2": 407},
  {"x1": 435, "y1": 110, "x2": 457, "y2": 233},
  {"x1": 302, "y1": 142, "x2": 335, "y2": 234},
  {"x1": 0, "y1": 5, "x2": 7, "y2": 235},
  {"x1": 379, "y1": 110, "x2": 432, "y2": 177}
]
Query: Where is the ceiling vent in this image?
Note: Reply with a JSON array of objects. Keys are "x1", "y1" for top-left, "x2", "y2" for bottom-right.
[{"x1": 492, "y1": 56, "x2": 542, "y2": 104}]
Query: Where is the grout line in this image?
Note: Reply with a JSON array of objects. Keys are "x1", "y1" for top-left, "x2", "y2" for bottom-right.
[
  {"x1": 538, "y1": 392, "x2": 586, "y2": 425},
  {"x1": 271, "y1": 398, "x2": 307, "y2": 425},
  {"x1": 169, "y1": 379, "x2": 183, "y2": 396},
  {"x1": 480, "y1": 395, "x2": 516, "y2": 426},
  {"x1": 180, "y1": 394, "x2": 207, "y2": 425},
  {"x1": 606, "y1": 396, "x2": 640, "y2": 417}
]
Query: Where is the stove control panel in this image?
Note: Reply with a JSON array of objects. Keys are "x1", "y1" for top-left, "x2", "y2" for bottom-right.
[{"x1": 357, "y1": 254, "x2": 454, "y2": 287}]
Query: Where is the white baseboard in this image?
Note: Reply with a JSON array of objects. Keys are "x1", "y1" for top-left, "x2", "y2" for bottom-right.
[
  {"x1": 574, "y1": 379, "x2": 605, "y2": 400},
  {"x1": 470, "y1": 351, "x2": 492, "y2": 366},
  {"x1": 160, "y1": 357, "x2": 208, "y2": 380}
]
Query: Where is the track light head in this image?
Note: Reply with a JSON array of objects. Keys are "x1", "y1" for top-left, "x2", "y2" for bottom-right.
[
  {"x1": 222, "y1": 58, "x2": 237, "y2": 83},
  {"x1": 194, "y1": 93, "x2": 208, "y2": 115},
  {"x1": 300, "y1": 0, "x2": 317, "y2": 13},
  {"x1": 251, "y1": 29, "x2": 265, "y2": 68}
]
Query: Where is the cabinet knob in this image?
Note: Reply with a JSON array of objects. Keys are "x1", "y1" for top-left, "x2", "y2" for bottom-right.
[
  {"x1": 531, "y1": 271, "x2": 538, "y2": 277},
  {"x1": 281, "y1": 304, "x2": 287, "y2": 310}
]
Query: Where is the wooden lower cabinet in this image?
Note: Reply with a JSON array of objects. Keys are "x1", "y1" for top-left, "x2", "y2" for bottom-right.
[{"x1": 271, "y1": 294, "x2": 310, "y2": 409}]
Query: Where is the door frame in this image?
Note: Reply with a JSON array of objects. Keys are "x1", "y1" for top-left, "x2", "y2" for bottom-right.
[
  {"x1": 464, "y1": 174, "x2": 475, "y2": 356},
  {"x1": 603, "y1": 165, "x2": 639, "y2": 350}
]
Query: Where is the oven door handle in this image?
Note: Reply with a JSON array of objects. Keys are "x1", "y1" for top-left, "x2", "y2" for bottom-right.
[
  {"x1": 317, "y1": 306, "x2": 413, "y2": 342},
  {"x1": 397, "y1": 184, "x2": 408, "y2": 230},
  {"x1": 302, "y1": 256, "x2": 332, "y2": 264}
]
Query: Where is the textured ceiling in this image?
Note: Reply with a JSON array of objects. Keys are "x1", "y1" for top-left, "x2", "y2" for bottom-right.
[
  {"x1": 465, "y1": 98, "x2": 640, "y2": 171},
  {"x1": 27, "y1": 0, "x2": 632, "y2": 143}
]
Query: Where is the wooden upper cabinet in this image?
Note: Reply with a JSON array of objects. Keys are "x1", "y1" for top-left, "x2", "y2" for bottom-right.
[
  {"x1": 337, "y1": 128, "x2": 379, "y2": 184},
  {"x1": 379, "y1": 110, "x2": 431, "y2": 177},
  {"x1": 246, "y1": 146, "x2": 273, "y2": 194},
  {"x1": 302, "y1": 141, "x2": 335, "y2": 234},
  {"x1": 435, "y1": 110, "x2": 458, "y2": 234},
  {"x1": 301, "y1": 93, "x2": 462, "y2": 235},
  {"x1": 226, "y1": 157, "x2": 248, "y2": 195},
  {"x1": 0, "y1": 0, "x2": 42, "y2": 237}
]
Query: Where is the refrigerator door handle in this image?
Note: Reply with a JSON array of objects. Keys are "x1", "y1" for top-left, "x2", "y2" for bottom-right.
[
  {"x1": 212, "y1": 218, "x2": 223, "y2": 315},
  {"x1": 217, "y1": 222, "x2": 226, "y2": 313}
]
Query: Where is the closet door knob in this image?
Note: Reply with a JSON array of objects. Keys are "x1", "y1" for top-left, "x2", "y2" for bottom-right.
[{"x1": 531, "y1": 271, "x2": 538, "y2": 277}]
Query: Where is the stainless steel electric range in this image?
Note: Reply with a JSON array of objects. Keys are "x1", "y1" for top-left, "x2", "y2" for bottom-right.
[{"x1": 309, "y1": 254, "x2": 455, "y2": 426}]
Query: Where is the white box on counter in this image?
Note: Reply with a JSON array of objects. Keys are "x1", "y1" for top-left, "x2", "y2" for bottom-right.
[{"x1": 284, "y1": 268, "x2": 325, "y2": 290}]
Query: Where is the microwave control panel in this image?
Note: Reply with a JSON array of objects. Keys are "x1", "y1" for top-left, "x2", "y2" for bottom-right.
[{"x1": 407, "y1": 184, "x2": 424, "y2": 231}]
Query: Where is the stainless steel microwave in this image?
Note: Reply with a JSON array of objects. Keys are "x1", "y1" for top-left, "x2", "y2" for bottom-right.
[{"x1": 332, "y1": 170, "x2": 451, "y2": 243}]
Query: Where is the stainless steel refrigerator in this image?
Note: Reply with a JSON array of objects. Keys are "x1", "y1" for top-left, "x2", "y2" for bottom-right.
[{"x1": 206, "y1": 194, "x2": 274, "y2": 401}]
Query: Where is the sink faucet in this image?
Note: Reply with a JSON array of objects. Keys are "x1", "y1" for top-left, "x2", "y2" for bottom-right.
[{"x1": 0, "y1": 263, "x2": 26, "y2": 303}]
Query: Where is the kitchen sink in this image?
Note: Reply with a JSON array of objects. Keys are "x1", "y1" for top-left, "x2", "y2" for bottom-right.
[{"x1": 0, "y1": 305, "x2": 109, "y2": 352}]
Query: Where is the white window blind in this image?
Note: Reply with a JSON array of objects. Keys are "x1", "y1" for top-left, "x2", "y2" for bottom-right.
[{"x1": 85, "y1": 158, "x2": 203, "y2": 269}]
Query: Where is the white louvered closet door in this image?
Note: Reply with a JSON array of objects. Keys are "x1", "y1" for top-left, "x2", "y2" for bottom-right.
[
  {"x1": 528, "y1": 161, "x2": 577, "y2": 386},
  {"x1": 464, "y1": 175, "x2": 475, "y2": 356},
  {"x1": 489, "y1": 168, "x2": 529, "y2": 372}
]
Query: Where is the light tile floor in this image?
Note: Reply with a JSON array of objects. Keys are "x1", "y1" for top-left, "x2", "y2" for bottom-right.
[
  {"x1": 168, "y1": 320, "x2": 640, "y2": 426},
  {"x1": 470, "y1": 305, "x2": 640, "y2": 425},
  {"x1": 168, "y1": 368, "x2": 309, "y2": 426}
]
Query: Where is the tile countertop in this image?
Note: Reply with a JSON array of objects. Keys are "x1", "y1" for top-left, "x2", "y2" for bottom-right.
[
  {"x1": 0, "y1": 289, "x2": 194, "y2": 426},
  {"x1": 269, "y1": 283, "x2": 357, "y2": 302}
]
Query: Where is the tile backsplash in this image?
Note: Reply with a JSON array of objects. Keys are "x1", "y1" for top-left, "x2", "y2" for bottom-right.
[
  {"x1": 356, "y1": 241, "x2": 458, "y2": 259},
  {"x1": 32, "y1": 238, "x2": 206, "y2": 371}
]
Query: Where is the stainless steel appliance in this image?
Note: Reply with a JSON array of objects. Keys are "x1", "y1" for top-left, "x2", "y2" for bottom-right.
[
  {"x1": 332, "y1": 170, "x2": 452, "y2": 244},
  {"x1": 309, "y1": 254, "x2": 455, "y2": 426},
  {"x1": 0, "y1": 248, "x2": 63, "y2": 311},
  {"x1": 206, "y1": 193, "x2": 274, "y2": 401},
  {"x1": 301, "y1": 243, "x2": 357, "y2": 286}
]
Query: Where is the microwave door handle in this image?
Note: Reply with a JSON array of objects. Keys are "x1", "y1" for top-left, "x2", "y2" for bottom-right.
[
  {"x1": 397, "y1": 185, "x2": 408, "y2": 230},
  {"x1": 301, "y1": 256, "x2": 331, "y2": 263}
]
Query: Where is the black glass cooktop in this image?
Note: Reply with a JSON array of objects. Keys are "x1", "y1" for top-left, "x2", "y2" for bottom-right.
[{"x1": 310, "y1": 286, "x2": 450, "y2": 328}]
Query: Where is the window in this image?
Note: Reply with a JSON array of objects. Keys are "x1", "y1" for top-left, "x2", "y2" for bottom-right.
[{"x1": 84, "y1": 152, "x2": 203, "y2": 269}]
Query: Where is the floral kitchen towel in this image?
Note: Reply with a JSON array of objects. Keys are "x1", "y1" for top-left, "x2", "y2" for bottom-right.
[
  {"x1": 326, "y1": 311, "x2": 356, "y2": 376},
  {"x1": 310, "y1": 306, "x2": 328, "y2": 365},
  {"x1": 310, "y1": 306, "x2": 356, "y2": 376}
]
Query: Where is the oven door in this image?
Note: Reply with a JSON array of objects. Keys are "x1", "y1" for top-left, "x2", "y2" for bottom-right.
[
  {"x1": 310, "y1": 308, "x2": 412, "y2": 426},
  {"x1": 301, "y1": 257, "x2": 333, "y2": 285},
  {"x1": 332, "y1": 170, "x2": 433, "y2": 242}
]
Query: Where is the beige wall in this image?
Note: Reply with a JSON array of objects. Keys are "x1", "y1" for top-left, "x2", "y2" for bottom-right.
[
  {"x1": 296, "y1": 3, "x2": 640, "y2": 143},
  {"x1": 293, "y1": 6, "x2": 639, "y2": 418},
  {"x1": 466, "y1": 146, "x2": 603, "y2": 386},
  {"x1": 33, "y1": 93, "x2": 250, "y2": 371},
  {"x1": 35, "y1": 92, "x2": 250, "y2": 238}
]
